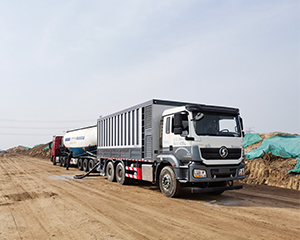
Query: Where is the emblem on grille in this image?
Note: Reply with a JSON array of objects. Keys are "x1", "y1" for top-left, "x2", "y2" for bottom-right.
[{"x1": 219, "y1": 146, "x2": 228, "y2": 158}]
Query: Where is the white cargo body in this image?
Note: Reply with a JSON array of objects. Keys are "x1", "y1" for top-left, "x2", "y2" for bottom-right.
[
  {"x1": 63, "y1": 125, "x2": 97, "y2": 157},
  {"x1": 97, "y1": 100, "x2": 187, "y2": 161}
]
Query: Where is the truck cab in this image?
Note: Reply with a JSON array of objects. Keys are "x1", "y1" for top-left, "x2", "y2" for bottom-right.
[
  {"x1": 158, "y1": 104, "x2": 245, "y2": 196},
  {"x1": 50, "y1": 136, "x2": 63, "y2": 165}
]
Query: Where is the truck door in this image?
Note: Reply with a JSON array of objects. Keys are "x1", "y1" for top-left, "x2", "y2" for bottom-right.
[
  {"x1": 162, "y1": 116, "x2": 172, "y2": 152},
  {"x1": 162, "y1": 113, "x2": 189, "y2": 152}
]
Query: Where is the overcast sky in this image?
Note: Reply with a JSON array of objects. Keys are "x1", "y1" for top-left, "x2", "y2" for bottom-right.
[{"x1": 0, "y1": 0, "x2": 299, "y2": 150}]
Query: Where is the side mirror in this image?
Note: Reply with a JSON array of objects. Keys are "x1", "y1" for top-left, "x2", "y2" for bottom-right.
[
  {"x1": 239, "y1": 116, "x2": 244, "y2": 130},
  {"x1": 174, "y1": 113, "x2": 183, "y2": 135}
]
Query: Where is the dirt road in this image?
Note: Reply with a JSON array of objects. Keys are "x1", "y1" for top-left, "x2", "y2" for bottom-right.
[{"x1": 0, "y1": 154, "x2": 299, "y2": 240}]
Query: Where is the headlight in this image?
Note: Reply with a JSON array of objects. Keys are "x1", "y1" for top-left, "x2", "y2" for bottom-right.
[
  {"x1": 238, "y1": 168, "x2": 245, "y2": 176},
  {"x1": 193, "y1": 169, "x2": 207, "y2": 178}
]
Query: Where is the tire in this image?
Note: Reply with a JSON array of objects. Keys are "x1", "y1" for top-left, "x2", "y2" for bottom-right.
[
  {"x1": 59, "y1": 157, "x2": 63, "y2": 167},
  {"x1": 159, "y1": 166, "x2": 181, "y2": 198},
  {"x1": 88, "y1": 159, "x2": 95, "y2": 173},
  {"x1": 61, "y1": 157, "x2": 66, "y2": 167},
  {"x1": 83, "y1": 159, "x2": 88, "y2": 172},
  {"x1": 52, "y1": 156, "x2": 56, "y2": 165},
  {"x1": 78, "y1": 159, "x2": 83, "y2": 171},
  {"x1": 106, "y1": 161, "x2": 115, "y2": 182},
  {"x1": 115, "y1": 162, "x2": 130, "y2": 185}
]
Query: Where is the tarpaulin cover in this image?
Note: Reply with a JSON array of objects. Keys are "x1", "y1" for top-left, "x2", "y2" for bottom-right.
[
  {"x1": 286, "y1": 158, "x2": 300, "y2": 174},
  {"x1": 44, "y1": 145, "x2": 50, "y2": 150},
  {"x1": 245, "y1": 135, "x2": 300, "y2": 159},
  {"x1": 21, "y1": 146, "x2": 31, "y2": 150},
  {"x1": 243, "y1": 133, "x2": 262, "y2": 148}
]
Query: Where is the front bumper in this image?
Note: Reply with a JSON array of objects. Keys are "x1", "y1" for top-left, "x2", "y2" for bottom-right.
[{"x1": 175, "y1": 161, "x2": 245, "y2": 183}]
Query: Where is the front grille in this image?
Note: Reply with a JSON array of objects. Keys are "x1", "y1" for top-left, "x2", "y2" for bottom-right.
[{"x1": 200, "y1": 148, "x2": 241, "y2": 159}]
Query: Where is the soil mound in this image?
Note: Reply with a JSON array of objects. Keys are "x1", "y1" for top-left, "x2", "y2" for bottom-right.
[
  {"x1": 7, "y1": 143, "x2": 51, "y2": 159},
  {"x1": 7, "y1": 146, "x2": 28, "y2": 154},
  {"x1": 25, "y1": 143, "x2": 51, "y2": 159},
  {"x1": 243, "y1": 132, "x2": 300, "y2": 190}
]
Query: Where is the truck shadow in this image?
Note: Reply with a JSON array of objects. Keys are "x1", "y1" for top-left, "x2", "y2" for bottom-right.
[{"x1": 131, "y1": 181, "x2": 299, "y2": 209}]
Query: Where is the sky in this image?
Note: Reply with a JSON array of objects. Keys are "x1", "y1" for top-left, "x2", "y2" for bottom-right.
[{"x1": 0, "y1": 0, "x2": 299, "y2": 150}]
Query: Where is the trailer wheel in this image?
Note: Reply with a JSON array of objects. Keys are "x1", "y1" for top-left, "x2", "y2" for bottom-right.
[
  {"x1": 88, "y1": 159, "x2": 95, "y2": 173},
  {"x1": 159, "y1": 166, "x2": 181, "y2": 198},
  {"x1": 83, "y1": 159, "x2": 88, "y2": 172},
  {"x1": 78, "y1": 159, "x2": 83, "y2": 171},
  {"x1": 52, "y1": 156, "x2": 56, "y2": 165},
  {"x1": 106, "y1": 161, "x2": 115, "y2": 182},
  {"x1": 116, "y1": 162, "x2": 130, "y2": 185}
]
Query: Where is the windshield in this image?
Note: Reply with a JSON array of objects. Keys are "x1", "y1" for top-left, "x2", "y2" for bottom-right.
[{"x1": 193, "y1": 113, "x2": 241, "y2": 137}]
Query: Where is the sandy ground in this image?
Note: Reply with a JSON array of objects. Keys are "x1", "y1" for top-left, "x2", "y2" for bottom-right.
[{"x1": 0, "y1": 154, "x2": 299, "y2": 240}]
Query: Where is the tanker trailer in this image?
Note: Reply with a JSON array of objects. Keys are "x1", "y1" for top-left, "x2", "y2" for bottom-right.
[{"x1": 63, "y1": 125, "x2": 97, "y2": 172}]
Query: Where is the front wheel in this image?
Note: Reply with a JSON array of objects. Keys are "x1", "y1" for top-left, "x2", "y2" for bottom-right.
[
  {"x1": 159, "y1": 166, "x2": 181, "y2": 198},
  {"x1": 52, "y1": 156, "x2": 56, "y2": 165}
]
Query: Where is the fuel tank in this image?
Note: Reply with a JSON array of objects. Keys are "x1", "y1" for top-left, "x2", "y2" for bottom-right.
[{"x1": 63, "y1": 125, "x2": 97, "y2": 157}]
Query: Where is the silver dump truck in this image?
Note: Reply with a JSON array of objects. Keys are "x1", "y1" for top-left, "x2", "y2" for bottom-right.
[{"x1": 96, "y1": 99, "x2": 245, "y2": 197}]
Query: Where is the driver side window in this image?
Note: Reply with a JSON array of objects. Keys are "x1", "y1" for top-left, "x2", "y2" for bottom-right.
[
  {"x1": 171, "y1": 113, "x2": 189, "y2": 136},
  {"x1": 182, "y1": 114, "x2": 189, "y2": 136}
]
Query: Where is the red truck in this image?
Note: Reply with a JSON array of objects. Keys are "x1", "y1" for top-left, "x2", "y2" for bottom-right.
[{"x1": 50, "y1": 136, "x2": 64, "y2": 166}]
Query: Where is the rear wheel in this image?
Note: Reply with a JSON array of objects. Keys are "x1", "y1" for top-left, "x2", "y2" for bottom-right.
[
  {"x1": 78, "y1": 158, "x2": 83, "y2": 170},
  {"x1": 83, "y1": 159, "x2": 88, "y2": 172},
  {"x1": 116, "y1": 162, "x2": 130, "y2": 185},
  {"x1": 61, "y1": 157, "x2": 66, "y2": 167},
  {"x1": 106, "y1": 161, "x2": 115, "y2": 182},
  {"x1": 88, "y1": 159, "x2": 95, "y2": 172},
  {"x1": 159, "y1": 166, "x2": 181, "y2": 198}
]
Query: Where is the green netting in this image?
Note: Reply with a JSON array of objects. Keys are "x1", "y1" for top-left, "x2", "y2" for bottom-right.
[
  {"x1": 243, "y1": 133, "x2": 262, "y2": 148},
  {"x1": 245, "y1": 135, "x2": 300, "y2": 159},
  {"x1": 44, "y1": 145, "x2": 50, "y2": 150},
  {"x1": 286, "y1": 158, "x2": 300, "y2": 174},
  {"x1": 244, "y1": 135, "x2": 300, "y2": 174},
  {"x1": 21, "y1": 146, "x2": 31, "y2": 150}
]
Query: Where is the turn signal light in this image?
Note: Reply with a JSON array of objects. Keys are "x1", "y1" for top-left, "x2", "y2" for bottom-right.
[
  {"x1": 238, "y1": 168, "x2": 245, "y2": 176},
  {"x1": 193, "y1": 169, "x2": 207, "y2": 178}
]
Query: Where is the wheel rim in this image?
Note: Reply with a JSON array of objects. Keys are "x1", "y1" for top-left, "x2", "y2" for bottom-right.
[
  {"x1": 162, "y1": 173, "x2": 171, "y2": 190},
  {"x1": 117, "y1": 167, "x2": 122, "y2": 179},
  {"x1": 108, "y1": 166, "x2": 112, "y2": 176}
]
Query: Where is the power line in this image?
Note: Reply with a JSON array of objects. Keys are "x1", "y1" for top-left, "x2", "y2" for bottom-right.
[
  {"x1": 0, "y1": 133, "x2": 53, "y2": 136},
  {"x1": 0, "y1": 119, "x2": 95, "y2": 123},
  {"x1": 0, "y1": 126, "x2": 69, "y2": 129}
]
